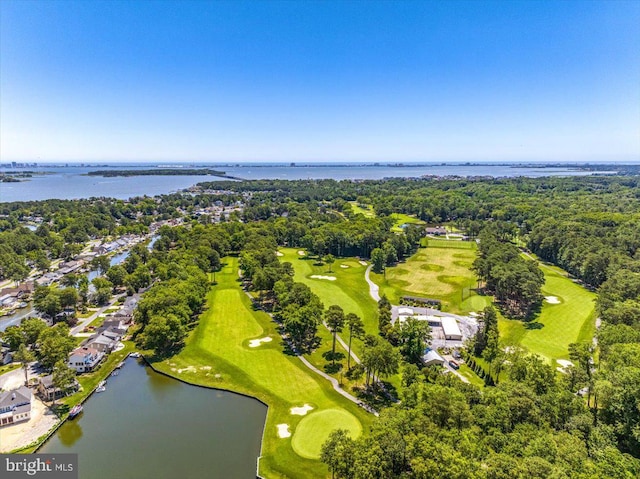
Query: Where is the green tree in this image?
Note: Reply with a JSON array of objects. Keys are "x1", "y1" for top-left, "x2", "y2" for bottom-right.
[
  {"x1": 371, "y1": 248, "x2": 385, "y2": 274},
  {"x1": 90, "y1": 255, "x2": 111, "y2": 275},
  {"x1": 325, "y1": 305, "x2": 345, "y2": 364},
  {"x1": 324, "y1": 254, "x2": 335, "y2": 273},
  {"x1": 346, "y1": 313, "x2": 365, "y2": 370},
  {"x1": 13, "y1": 343, "x2": 35, "y2": 386},
  {"x1": 37, "y1": 324, "x2": 75, "y2": 370},
  {"x1": 52, "y1": 360, "x2": 77, "y2": 404},
  {"x1": 321, "y1": 429, "x2": 355, "y2": 479}
]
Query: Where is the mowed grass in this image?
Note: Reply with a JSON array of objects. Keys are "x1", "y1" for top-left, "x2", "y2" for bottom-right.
[
  {"x1": 499, "y1": 259, "x2": 597, "y2": 362},
  {"x1": 389, "y1": 213, "x2": 425, "y2": 232},
  {"x1": 371, "y1": 241, "x2": 483, "y2": 314},
  {"x1": 291, "y1": 409, "x2": 362, "y2": 459},
  {"x1": 151, "y1": 257, "x2": 371, "y2": 479},
  {"x1": 348, "y1": 201, "x2": 375, "y2": 218},
  {"x1": 279, "y1": 248, "x2": 378, "y2": 335}
]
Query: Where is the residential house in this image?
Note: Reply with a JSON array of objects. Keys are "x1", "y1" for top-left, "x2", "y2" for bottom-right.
[
  {"x1": 423, "y1": 349, "x2": 445, "y2": 367},
  {"x1": 0, "y1": 386, "x2": 32, "y2": 427},
  {"x1": 425, "y1": 226, "x2": 447, "y2": 236},
  {"x1": 68, "y1": 346, "x2": 104, "y2": 373},
  {"x1": 37, "y1": 374, "x2": 79, "y2": 401},
  {"x1": 84, "y1": 334, "x2": 118, "y2": 354}
]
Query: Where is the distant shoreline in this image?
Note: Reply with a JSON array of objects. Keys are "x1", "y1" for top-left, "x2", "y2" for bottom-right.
[{"x1": 85, "y1": 168, "x2": 242, "y2": 180}]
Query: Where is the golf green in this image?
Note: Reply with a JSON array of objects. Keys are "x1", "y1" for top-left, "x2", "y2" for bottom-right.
[{"x1": 291, "y1": 409, "x2": 363, "y2": 459}]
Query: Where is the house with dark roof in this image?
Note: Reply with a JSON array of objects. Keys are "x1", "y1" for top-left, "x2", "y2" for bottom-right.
[
  {"x1": 0, "y1": 386, "x2": 32, "y2": 427},
  {"x1": 84, "y1": 333, "x2": 118, "y2": 354},
  {"x1": 37, "y1": 374, "x2": 80, "y2": 401}
]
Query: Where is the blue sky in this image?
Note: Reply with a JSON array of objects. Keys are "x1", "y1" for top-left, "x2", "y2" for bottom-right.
[{"x1": 1, "y1": 0, "x2": 639, "y2": 163}]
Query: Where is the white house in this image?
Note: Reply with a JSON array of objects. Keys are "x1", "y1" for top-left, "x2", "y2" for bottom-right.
[
  {"x1": 68, "y1": 346, "x2": 104, "y2": 373},
  {"x1": 441, "y1": 317, "x2": 463, "y2": 341},
  {"x1": 0, "y1": 386, "x2": 32, "y2": 427},
  {"x1": 423, "y1": 349, "x2": 445, "y2": 367}
]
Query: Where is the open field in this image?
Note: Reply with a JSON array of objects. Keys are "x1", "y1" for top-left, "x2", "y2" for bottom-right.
[
  {"x1": 499, "y1": 258, "x2": 597, "y2": 362},
  {"x1": 389, "y1": 213, "x2": 425, "y2": 232},
  {"x1": 279, "y1": 248, "x2": 378, "y2": 335},
  {"x1": 152, "y1": 257, "x2": 371, "y2": 479},
  {"x1": 371, "y1": 240, "x2": 484, "y2": 314},
  {"x1": 348, "y1": 201, "x2": 375, "y2": 218}
]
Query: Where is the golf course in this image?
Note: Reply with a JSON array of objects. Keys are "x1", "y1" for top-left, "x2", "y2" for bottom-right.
[
  {"x1": 151, "y1": 257, "x2": 371, "y2": 479},
  {"x1": 370, "y1": 238, "x2": 489, "y2": 314},
  {"x1": 499, "y1": 257, "x2": 597, "y2": 362}
]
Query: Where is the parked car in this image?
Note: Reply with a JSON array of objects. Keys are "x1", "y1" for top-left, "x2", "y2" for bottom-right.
[
  {"x1": 449, "y1": 360, "x2": 460, "y2": 370},
  {"x1": 452, "y1": 350, "x2": 462, "y2": 360}
]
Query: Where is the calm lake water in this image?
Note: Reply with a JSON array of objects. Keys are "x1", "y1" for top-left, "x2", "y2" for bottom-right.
[
  {"x1": 0, "y1": 163, "x2": 619, "y2": 202},
  {"x1": 40, "y1": 358, "x2": 267, "y2": 479}
]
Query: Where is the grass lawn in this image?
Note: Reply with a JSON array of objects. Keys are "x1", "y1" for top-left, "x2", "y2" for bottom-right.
[
  {"x1": 458, "y1": 364, "x2": 485, "y2": 388},
  {"x1": 0, "y1": 362, "x2": 21, "y2": 376},
  {"x1": 279, "y1": 249, "x2": 378, "y2": 335},
  {"x1": 499, "y1": 258, "x2": 597, "y2": 362},
  {"x1": 291, "y1": 409, "x2": 362, "y2": 459},
  {"x1": 348, "y1": 201, "x2": 375, "y2": 218},
  {"x1": 371, "y1": 240, "x2": 483, "y2": 314},
  {"x1": 151, "y1": 257, "x2": 371, "y2": 479},
  {"x1": 389, "y1": 213, "x2": 425, "y2": 232}
]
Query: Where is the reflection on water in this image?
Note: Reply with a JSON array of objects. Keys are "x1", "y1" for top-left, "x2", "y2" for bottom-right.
[
  {"x1": 40, "y1": 358, "x2": 266, "y2": 479},
  {"x1": 58, "y1": 419, "x2": 83, "y2": 447}
]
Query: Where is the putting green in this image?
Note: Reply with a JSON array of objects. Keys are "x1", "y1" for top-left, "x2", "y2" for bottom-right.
[{"x1": 291, "y1": 409, "x2": 363, "y2": 459}]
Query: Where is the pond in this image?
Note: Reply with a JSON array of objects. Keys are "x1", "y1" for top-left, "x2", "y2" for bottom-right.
[{"x1": 40, "y1": 358, "x2": 267, "y2": 479}]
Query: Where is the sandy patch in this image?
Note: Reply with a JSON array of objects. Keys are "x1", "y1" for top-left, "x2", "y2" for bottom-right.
[
  {"x1": 298, "y1": 251, "x2": 306, "y2": 256},
  {"x1": 176, "y1": 366, "x2": 197, "y2": 374},
  {"x1": 358, "y1": 260, "x2": 367, "y2": 266},
  {"x1": 545, "y1": 296, "x2": 561, "y2": 304},
  {"x1": 0, "y1": 398, "x2": 60, "y2": 452},
  {"x1": 275, "y1": 251, "x2": 284, "y2": 257},
  {"x1": 200, "y1": 366, "x2": 212, "y2": 371},
  {"x1": 277, "y1": 424, "x2": 291, "y2": 438},
  {"x1": 310, "y1": 275, "x2": 336, "y2": 281},
  {"x1": 340, "y1": 264, "x2": 349, "y2": 269},
  {"x1": 468, "y1": 312, "x2": 479, "y2": 317},
  {"x1": 290, "y1": 404, "x2": 314, "y2": 416},
  {"x1": 249, "y1": 336, "x2": 273, "y2": 348}
]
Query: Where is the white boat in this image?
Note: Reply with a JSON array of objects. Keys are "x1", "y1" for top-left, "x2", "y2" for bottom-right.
[
  {"x1": 96, "y1": 385, "x2": 106, "y2": 392},
  {"x1": 129, "y1": 352, "x2": 141, "y2": 358}
]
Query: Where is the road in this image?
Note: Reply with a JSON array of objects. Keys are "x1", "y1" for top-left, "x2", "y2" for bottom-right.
[
  {"x1": 70, "y1": 293, "x2": 125, "y2": 336},
  {"x1": 364, "y1": 265, "x2": 381, "y2": 302}
]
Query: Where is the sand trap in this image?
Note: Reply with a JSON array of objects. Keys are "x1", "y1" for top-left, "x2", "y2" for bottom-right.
[
  {"x1": 557, "y1": 359, "x2": 573, "y2": 369},
  {"x1": 298, "y1": 250, "x2": 306, "y2": 256},
  {"x1": 200, "y1": 366, "x2": 212, "y2": 371},
  {"x1": 358, "y1": 260, "x2": 367, "y2": 266},
  {"x1": 249, "y1": 336, "x2": 273, "y2": 347},
  {"x1": 469, "y1": 312, "x2": 479, "y2": 317},
  {"x1": 290, "y1": 404, "x2": 314, "y2": 416},
  {"x1": 310, "y1": 275, "x2": 336, "y2": 281},
  {"x1": 276, "y1": 251, "x2": 284, "y2": 257},
  {"x1": 340, "y1": 264, "x2": 349, "y2": 269},
  {"x1": 176, "y1": 366, "x2": 197, "y2": 374},
  {"x1": 277, "y1": 424, "x2": 291, "y2": 438},
  {"x1": 545, "y1": 296, "x2": 561, "y2": 304}
]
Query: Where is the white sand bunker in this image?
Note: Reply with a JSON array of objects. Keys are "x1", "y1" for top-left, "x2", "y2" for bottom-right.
[
  {"x1": 556, "y1": 359, "x2": 574, "y2": 373},
  {"x1": 340, "y1": 264, "x2": 349, "y2": 269},
  {"x1": 249, "y1": 336, "x2": 273, "y2": 348},
  {"x1": 200, "y1": 366, "x2": 212, "y2": 371},
  {"x1": 545, "y1": 296, "x2": 561, "y2": 304},
  {"x1": 275, "y1": 251, "x2": 284, "y2": 256},
  {"x1": 310, "y1": 275, "x2": 337, "y2": 281},
  {"x1": 359, "y1": 260, "x2": 367, "y2": 266},
  {"x1": 176, "y1": 366, "x2": 197, "y2": 374},
  {"x1": 277, "y1": 424, "x2": 291, "y2": 438},
  {"x1": 290, "y1": 404, "x2": 314, "y2": 416},
  {"x1": 298, "y1": 250, "x2": 306, "y2": 256}
]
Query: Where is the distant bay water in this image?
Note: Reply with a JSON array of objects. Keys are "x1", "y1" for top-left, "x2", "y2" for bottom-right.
[{"x1": 0, "y1": 163, "x2": 621, "y2": 202}]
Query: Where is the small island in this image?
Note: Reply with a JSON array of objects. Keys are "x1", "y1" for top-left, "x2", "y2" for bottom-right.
[{"x1": 86, "y1": 168, "x2": 235, "y2": 178}]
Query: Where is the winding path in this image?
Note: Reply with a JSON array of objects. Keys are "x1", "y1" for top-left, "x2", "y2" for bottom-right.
[
  {"x1": 364, "y1": 265, "x2": 381, "y2": 302},
  {"x1": 242, "y1": 288, "x2": 378, "y2": 416}
]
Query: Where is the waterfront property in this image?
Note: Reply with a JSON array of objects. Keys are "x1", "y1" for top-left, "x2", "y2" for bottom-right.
[
  {"x1": 0, "y1": 386, "x2": 32, "y2": 427},
  {"x1": 68, "y1": 346, "x2": 104, "y2": 373},
  {"x1": 37, "y1": 375, "x2": 80, "y2": 402}
]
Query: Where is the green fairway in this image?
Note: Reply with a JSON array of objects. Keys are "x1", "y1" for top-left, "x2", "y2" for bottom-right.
[
  {"x1": 348, "y1": 201, "x2": 375, "y2": 218},
  {"x1": 279, "y1": 248, "x2": 378, "y2": 335},
  {"x1": 291, "y1": 409, "x2": 362, "y2": 459},
  {"x1": 499, "y1": 259, "x2": 597, "y2": 361},
  {"x1": 424, "y1": 237, "x2": 475, "y2": 249},
  {"x1": 389, "y1": 213, "x2": 425, "y2": 232},
  {"x1": 371, "y1": 241, "x2": 482, "y2": 314},
  {"x1": 151, "y1": 257, "x2": 371, "y2": 479}
]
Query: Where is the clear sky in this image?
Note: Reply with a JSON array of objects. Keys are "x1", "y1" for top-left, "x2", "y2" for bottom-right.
[{"x1": 1, "y1": 0, "x2": 639, "y2": 163}]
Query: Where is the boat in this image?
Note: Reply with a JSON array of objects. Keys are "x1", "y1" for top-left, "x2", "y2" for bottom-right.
[
  {"x1": 129, "y1": 352, "x2": 141, "y2": 358},
  {"x1": 69, "y1": 404, "x2": 83, "y2": 418},
  {"x1": 96, "y1": 385, "x2": 106, "y2": 392},
  {"x1": 115, "y1": 361, "x2": 125, "y2": 369}
]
